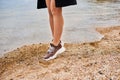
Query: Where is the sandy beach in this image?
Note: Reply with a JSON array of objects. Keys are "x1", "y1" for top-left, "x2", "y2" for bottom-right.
[{"x1": 0, "y1": 26, "x2": 120, "y2": 80}]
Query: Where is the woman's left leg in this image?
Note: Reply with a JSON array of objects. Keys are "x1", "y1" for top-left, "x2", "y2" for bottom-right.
[{"x1": 50, "y1": 0, "x2": 64, "y2": 46}]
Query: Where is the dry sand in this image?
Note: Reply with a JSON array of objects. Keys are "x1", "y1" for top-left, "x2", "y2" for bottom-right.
[{"x1": 0, "y1": 26, "x2": 120, "y2": 80}]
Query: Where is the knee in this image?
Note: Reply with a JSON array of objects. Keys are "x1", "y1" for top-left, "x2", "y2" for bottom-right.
[
  {"x1": 51, "y1": 7, "x2": 62, "y2": 16},
  {"x1": 47, "y1": 8, "x2": 53, "y2": 17}
]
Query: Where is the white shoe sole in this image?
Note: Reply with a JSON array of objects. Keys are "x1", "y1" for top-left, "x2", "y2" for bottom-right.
[{"x1": 44, "y1": 47, "x2": 66, "y2": 61}]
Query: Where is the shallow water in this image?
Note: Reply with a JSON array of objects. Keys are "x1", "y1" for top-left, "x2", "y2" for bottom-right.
[{"x1": 0, "y1": 0, "x2": 120, "y2": 56}]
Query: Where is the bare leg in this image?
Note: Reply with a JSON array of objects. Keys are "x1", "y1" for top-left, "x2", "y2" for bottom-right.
[
  {"x1": 51, "y1": 0, "x2": 64, "y2": 46},
  {"x1": 44, "y1": 0, "x2": 65, "y2": 60},
  {"x1": 46, "y1": 0, "x2": 64, "y2": 46},
  {"x1": 45, "y1": 0, "x2": 54, "y2": 37}
]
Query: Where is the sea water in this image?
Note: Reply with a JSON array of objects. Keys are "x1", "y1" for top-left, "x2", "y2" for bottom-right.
[{"x1": 0, "y1": 0, "x2": 120, "y2": 56}]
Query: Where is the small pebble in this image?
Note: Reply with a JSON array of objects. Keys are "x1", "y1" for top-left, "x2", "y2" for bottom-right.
[
  {"x1": 98, "y1": 71, "x2": 103, "y2": 75},
  {"x1": 95, "y1": 62, "x2": 97, "y2": 64},
  {"x1": 78, "y1": 56, "x2": 81, "y2": 59}
]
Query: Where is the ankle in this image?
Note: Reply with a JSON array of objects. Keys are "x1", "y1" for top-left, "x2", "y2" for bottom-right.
[
  {"x1": 51, "y1": 42, "x2": 59, "y2": 46},
  {"x1": 51, "y1": 40, "x2": 61, "y2": 46}
]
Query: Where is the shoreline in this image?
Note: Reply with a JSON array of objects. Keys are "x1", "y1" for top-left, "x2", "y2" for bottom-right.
[
  {"x1": 0, "y1": 26, "x2": 120, "y2": 80},
  {"x1": 0, "y1": 26, "x2": 104, "y2": 57}
]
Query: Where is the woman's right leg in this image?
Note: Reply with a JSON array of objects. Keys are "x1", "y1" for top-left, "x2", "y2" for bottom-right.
[{"x1": 45, "y1": 0, "x2": 54, "y2": 38}]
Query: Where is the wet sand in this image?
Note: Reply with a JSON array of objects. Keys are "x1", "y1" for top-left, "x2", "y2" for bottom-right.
[{"x1": 0, "y1": 26, "x2": 120, "y2": 80}]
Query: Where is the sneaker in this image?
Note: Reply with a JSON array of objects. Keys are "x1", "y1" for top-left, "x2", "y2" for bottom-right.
[
  {"x1": 60, "y1": 40, "x2": 64, "y2": 47},
  {"x1": 58, "y1": 41, "x2": 65, "y2": 55},
  {"x1": 51, "y1": 40, "x2": 64, "y2": 46},
  {"x1": 51, "y1": 40, "x2": 65, "y2": 53},
  {"x1": 44, "y1": 42, "x2": 65, "y2": 61}
]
